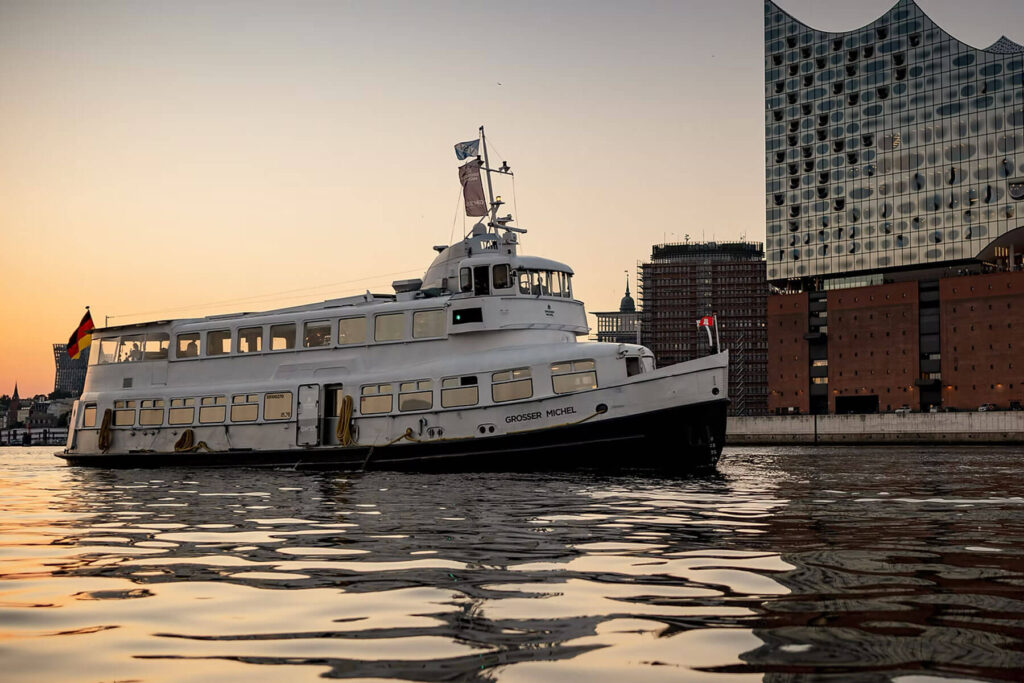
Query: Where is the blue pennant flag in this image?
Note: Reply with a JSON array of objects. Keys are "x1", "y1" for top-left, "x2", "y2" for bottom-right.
[{"x1": 454, "y1": 139, "x2": 480, "y2": 160}]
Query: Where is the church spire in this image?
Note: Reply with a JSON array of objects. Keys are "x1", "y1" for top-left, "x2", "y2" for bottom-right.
[
  {"x1": 619, "y1": 271, "x2": 636, "y2": 313},
  {"x1": 12, "y1": 383, "x2": 18, "y2": 400}
]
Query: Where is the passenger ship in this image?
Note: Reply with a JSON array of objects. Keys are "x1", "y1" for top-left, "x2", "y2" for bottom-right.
[{"x1": 59, "y1": 131, "x2": 729, "y2": 470}]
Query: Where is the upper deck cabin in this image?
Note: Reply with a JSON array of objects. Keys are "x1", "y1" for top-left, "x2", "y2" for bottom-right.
[{"x1": 83, "y1": 224, "x2": 590, "y2": 394}]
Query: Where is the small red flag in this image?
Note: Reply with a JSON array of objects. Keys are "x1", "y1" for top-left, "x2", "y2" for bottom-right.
[
  {"x1": 67, "y1": 310, "x2": 95, "y2": 360},
  {"x1": 697, "y1": 315, "x2": 714, "y2": 327}
]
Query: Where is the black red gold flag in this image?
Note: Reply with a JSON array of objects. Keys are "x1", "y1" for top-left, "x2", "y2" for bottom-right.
[{"x1": 67, "y1": 310, "x2": 95, "y2": 360}]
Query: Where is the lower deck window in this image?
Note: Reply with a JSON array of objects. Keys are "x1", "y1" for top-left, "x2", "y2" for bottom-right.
[
  {"x1": 398, "y1": 380, "x2": 433, "y2": 412},
  {"x1": 361, "y1": 384, "x2": 393, "y2": 414},
  {"x1": 199, "y1": 396, "x2": 226, "y2": 423},
  {"x1": 113, "y1": 400, "x2": 136, "y2": 426},
  {"x1": 231, "y1": 394, "x2": 260, "y2": 422},
  {"x1": 264, "y1": 392, "x2": 293, "y2": 420},
  {"x1": 139, "y1": 399, "x2": 165, "y2": 426},
  {"x1": 551, "y1": 359, "x2": 598, "y2": 395},
  {"x1": 169, "y1": 398, "x2": 195, "y2": 425},
  {"x1": 441, "y1": 376, "x2": 478, "y2": 408},
  {"x1": 492, "y1": 368, "x2": 533, "y2": 402},
  {"x1": 82, "y1": 404, "x2": 97, "y2": 428}
]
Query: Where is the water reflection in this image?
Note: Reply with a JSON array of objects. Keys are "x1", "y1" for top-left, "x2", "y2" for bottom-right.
[{"x1": 1, "y1": 446, "x2": 1023, "y2": 680}]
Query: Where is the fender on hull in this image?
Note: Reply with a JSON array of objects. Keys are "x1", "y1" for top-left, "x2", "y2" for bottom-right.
[{"x1": 57, "y1": 400, "x2": 729, "y2": 472}]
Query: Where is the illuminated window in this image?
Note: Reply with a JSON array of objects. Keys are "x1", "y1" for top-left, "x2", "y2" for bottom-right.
[
  {"x1": 492, "y1": 368, "x2": 533, "y2": 402},
  {"x1": 168, "y1": 398, "x2": 195, "y2": 425},
  {"x1": 230, "y1": 394, "x2": 260, "y2": 422},
  {"x1": 360, "y1": 384, "x2": 393, "y2": 414},
  {"x1": 303, "y1": 320, "x2": 331, "y2": 348},
  {"x1": 199, "y1": 396, "x2": 226, "y2": 423},
  {"x1": 82, "y1": 404, "x2": 97, "y2": 428},
  {"x1": 398, "y1": 380, "x2": 433, "y2": 412},
  {"x1": 551, "y1": 360, "x2": 598, "y2": 395},
  {"x1": 264, "y1": 392, "x2": 292, "y2": 420},
  {"x1": 441, "y1": 376, "x2": 478, "y2": 407}
]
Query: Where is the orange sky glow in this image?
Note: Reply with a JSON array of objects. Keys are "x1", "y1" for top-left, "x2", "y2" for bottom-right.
[{"x1": 1, "y1": 0, "x2": 1019, "y2": 396}]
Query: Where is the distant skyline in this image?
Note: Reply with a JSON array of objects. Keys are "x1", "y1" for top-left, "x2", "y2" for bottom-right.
[{"x1": 2, "y1": 0, "x2": 1020, "y2": 395}]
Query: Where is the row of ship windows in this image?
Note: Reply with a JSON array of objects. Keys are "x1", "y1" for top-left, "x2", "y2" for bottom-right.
[
  {"x1": 94, "y1": 310, "x2": 449, "y2": 364},
  {"x1": 80, "y1": 360, "x2": 599, "y2": 428}
]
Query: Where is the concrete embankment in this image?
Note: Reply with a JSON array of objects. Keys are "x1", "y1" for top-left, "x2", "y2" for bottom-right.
[{"x1": 728, "y1": 412, "x2": 1024, "y2": 445}]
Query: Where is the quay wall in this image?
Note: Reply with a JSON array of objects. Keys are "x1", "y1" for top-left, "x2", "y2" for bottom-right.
[{"x1": 727, "y1": 413, "x2": 1024, "y2": 444}]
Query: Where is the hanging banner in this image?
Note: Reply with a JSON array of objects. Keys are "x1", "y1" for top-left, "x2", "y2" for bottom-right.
[{"x1": 459, "y1": 160, "x2": 487, "y2": 217}]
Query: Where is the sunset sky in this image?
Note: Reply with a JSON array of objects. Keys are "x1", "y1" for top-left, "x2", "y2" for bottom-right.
[{"x1": 1, "y1": 0, "x2": 1020, "y2": 396}]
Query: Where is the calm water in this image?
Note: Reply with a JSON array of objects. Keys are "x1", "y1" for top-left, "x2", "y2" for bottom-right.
[{"x1": 2, "y1": 446, "x2": 1023, "y2": 682}]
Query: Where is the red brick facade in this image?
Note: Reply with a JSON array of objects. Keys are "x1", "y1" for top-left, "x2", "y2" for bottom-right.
[
  {"x1": 940, "y1": 271, "x2": 1024, "y2": 411},
  {"x1": 767, "y1": 293, "x2": 809, "y2": 414},
  {"x1": 827, "y1": 282, "x2": 920, "y2": 412}
]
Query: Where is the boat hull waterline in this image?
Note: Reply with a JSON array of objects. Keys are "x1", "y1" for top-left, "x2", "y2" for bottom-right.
[{"x1": 58, "y1": 398, "x2": 728, "y2": 471}]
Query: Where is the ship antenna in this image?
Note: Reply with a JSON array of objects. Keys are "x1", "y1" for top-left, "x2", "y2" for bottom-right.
[{"x1": 478, "y1": 125, "x2": 525, "y2": 238}]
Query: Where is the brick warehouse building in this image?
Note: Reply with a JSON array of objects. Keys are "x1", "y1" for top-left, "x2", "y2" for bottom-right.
[
  {"x1": 639, "y1": 242, "x2": 767, "y2": 416},
  {"x1": 764, "y1": 0, "x2": 1024, "y2": 414}
]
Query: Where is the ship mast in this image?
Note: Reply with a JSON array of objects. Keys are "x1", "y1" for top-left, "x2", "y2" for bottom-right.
[{"x1": 477, "y1": 125, "x2": 523, "y2": 236}]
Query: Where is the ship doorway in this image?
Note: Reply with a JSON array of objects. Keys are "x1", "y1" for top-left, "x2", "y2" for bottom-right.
[
  {"x1": 297, "y1": 384, "x2": 321, "y2": 446},
  {"x1": 323, "y1": 385, "x2": 346, "y2": 446}
]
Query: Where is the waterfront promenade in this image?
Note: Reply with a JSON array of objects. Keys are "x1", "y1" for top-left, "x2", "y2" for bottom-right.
[{"x1": 729, "y1": 411, "x2": 1024, "y2": 444}]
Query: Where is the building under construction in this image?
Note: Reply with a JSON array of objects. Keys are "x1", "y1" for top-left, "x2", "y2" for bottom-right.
[{"x1": 639, "y1": 242, "x2": 768, "y2": 416}]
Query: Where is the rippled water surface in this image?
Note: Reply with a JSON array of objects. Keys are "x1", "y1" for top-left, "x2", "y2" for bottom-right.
[{"x1": 2, "y1": 446, "x2": 1024, "y2": 681}]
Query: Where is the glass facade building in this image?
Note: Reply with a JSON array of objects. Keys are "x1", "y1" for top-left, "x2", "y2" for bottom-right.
[{"x1": 765, "y1": 0, "x2": 1024, "y2": 288}]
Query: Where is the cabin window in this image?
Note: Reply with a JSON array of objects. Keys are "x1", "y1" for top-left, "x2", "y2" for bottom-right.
[
  {"x1": 96, "y1": 338, "x2": 118, "y2": 364},
  {"x1": 199, "y1": 396, "x2": 226, "y2": 423},
  {"x1": 113, "y1": 400, "x2": 136, "y2": 426},
  {"x1": 492, "y1": 368, "x2": 533, "y2": 402},
  {"x1": 168, "y1": 398, "x2": 195, "y2": 425},
  {"x1": 626, "y1": 357, "x2": 642, "y2": 377},
  {"x1": 237, "y1": 327, "x2": 263, "y2": 354},
  {"x1": 473, "y1": 266, "x2": 490, "y2": 295},
  {"x1": 118, "y1": 335, "x2": 144, "y2": 362},
  {"x1": 518, "y1": 271, "x2": 531, "y2": 294},
  {"x1": 360, "y1": 384, "x2": 393, "y2": 414},
  {"x1": 264, "y1": 392, "x2": 292, "y2": 420},
  {"x1": 82, "y1": 403, "x2": 97, "y2": 428},
  {"x1": 338, "y1": 317, "x2": 366, "y2": 345},
  {"x1": 493, "y1": 264, "x2": 511, "y2": 289},
  {"x1": 207, "y1": 330, "x2": 231, "y2": 356},
  {"x1": 374, "y1": 313, "x2": 405, "y2": 341},
  {"x1": 303, "y1": 320, "x2": 331, "y2": 347},
  {"x1": 441, "y1": 375, "x2": 478, "y2": 407},
  {"x1": 413, "y1": 310, "x2": 444, "y2": 338},
  {"x1": 143, "y1": 333, "x2": 170, "y2": 360},
  {"x1": 551, "y1": 359, "x2": 598, "y2": 394},
  {"x1": 231, "y1": 394, "x2": 260, "y2": 422},
  {"x1": 139, "y1": 399, "x2": 165, "y2": 426},
  {"x1": 176, "y1": 333, "x2": 200, "y2": 358},
  {"x1": 460, "y1": 267, "x2": 472, "y2": 293},
  {"x1": 398, "y1": 380, "x2": 433, "y2": 412},
  {"x1": 270, "y1": 323, "x2": 296, "y2": 350}
]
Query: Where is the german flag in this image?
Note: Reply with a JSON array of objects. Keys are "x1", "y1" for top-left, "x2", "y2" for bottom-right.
[{"x1": 67, "y1": 309, "x2": 95, "y2": 360}]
